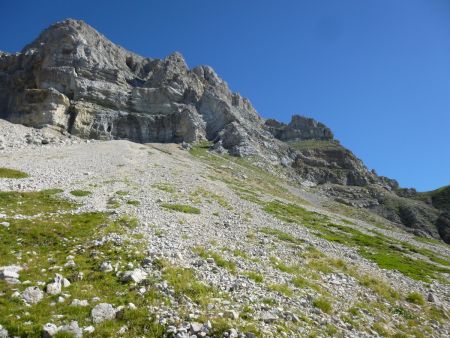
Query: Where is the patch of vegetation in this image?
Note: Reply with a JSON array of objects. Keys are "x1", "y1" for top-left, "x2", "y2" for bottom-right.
[
  {"x1": 391, "y1": 306, "x2": 415, "y2": 320},
  {"x1": 263, "y1": 200, "x2": 450, "y2": 282},
  {"x1": 244, "y1": 271, "x2": 264, "y2": 283},
  {"x1": 190, "y1": 187, "x2": 232, "y2": 209},
  {"x1": 70, "y1": 190, "x2": 92, "y2": 197},
  {"x1": 115, "y1": 190, "x2": 128, "y2": 196},
  {"x1": 106, "y1": 197, "x2": 121, "y2": 209},
  {"x1": 161, "y1": 203, "x2": 200, "y2": 214},
  {"x1": 209, "y1": 318, "x2": 262, "y2": 338},
  {"x1": 190, "y1": 142, "x2": 309, "y2": 207},
  {"x1": 313, "y1": 297, "x2": 332, "y2": 314},
  {"x1": 263, "y1": 200, "x2": 327, "y2": 227},
  {"x1": 268, "y1": 283, "x2": 293, "y2": 297},
  {"x1": 126, "y1": 200, "x2": 141, "y2": 206},
  {"x1": 406, "y1": 292, "x2": 425, "y2": 305},
  {"x1": 269, "y1": 256, "x2": 298, "y2": 274},
  {"x1": 372, "y1": 322, "x2": 390, "y2": 337},
  {"x1": 0, "y1": 167, "x2": 28, "y2": 179},
  {"x1": 0, "y1": 189, "x2": 168, "y2": 337},
  {"x1": 0, "y1": 189, "x2": 73, "y2": 216},
  {"x1": 152, "y1": 182, "x2": 176, "y2": 193},
  {"x1": 232, "y1": 249, "x2": 249, "y2": 259},
  {"x1": 356, "y1": 274, "x2": 399, "y2": 301},
  {"x1": 260, "y1": 227, "x2": 304, "y2": 245},
  {"x1": 290, "y1": 274, "x2": 323, "y2": 294},
  {"x1": 113, "y1": 215, "x2": 139, "y2": 229},
  {"x1": 155, "y1": 258, "x2": 219, "y2": 307},
  {"x1": 193, "y1": 247, "x2": 237, "y2": 273}
]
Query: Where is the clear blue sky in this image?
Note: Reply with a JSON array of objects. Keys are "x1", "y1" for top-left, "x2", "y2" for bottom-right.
[{"x1": 1, "y1": 0, "x2": 449, "y2": 191}]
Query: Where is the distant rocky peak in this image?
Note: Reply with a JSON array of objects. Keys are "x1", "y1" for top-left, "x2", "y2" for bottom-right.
[{"x1": 265, "y1": 115, "x2": 334, "y2": 141}]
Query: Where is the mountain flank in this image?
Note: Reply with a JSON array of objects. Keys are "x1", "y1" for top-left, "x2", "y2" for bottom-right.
[
  {"x1": 0, "y1": 19, "x2": 447, "y2": 243},
  {"x1": 0, "y1": 20, "x2": 449, "y2": 337}
]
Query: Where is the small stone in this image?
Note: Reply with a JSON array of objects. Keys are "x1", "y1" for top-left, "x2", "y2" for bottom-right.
[
  {"x1": 224, "y1": 310, "x2": 239, "y2": 320},
  {"x1": 71, "y1": 299, "x2": 89, "y2": 307},
  {"x1": 100, "y1": 261, "x2": 113, "y2": 272},
  {"x1": 22, "y1": 286, "x2": 44, "y2": 304},
  {"x1": 91, "y1": 303, "x2": 116, "y2": 323},
  {"x1": 0, "y1": 265, "x2": 22, "y2": 280},
  {"x1": 0, "y1": 325, "x2": 8, "y2": 338},
  {"x1": 190, "y1": 322, "x2": 203, "y2": 333},
  {"x1": 59, "y1": 321, "x2": 82, "y2": 338},
  {"x1": 118, "y1": 326, "x2": 128, "y2": 334},
  {"x1": 84, "y1": 326, "x2": 95, "y2": 334},
  {"x1": 62, "y1": 278, "x2": 71, "y2": 288},
  {"x1": 428, "y1": 293, "x2": 436, "y2": 303},
  {"x1": 46, "y1": 282, "x2": 61, "y2": 295},
  {"x1": 121, "y1": 268, "x2": 147, "y2": 283},
  {"x1": 46, "y1": 274, "x2": 64, "y2": 295},
  {"x1": 64, "y1": 260, "x2": 76, "y2": 268},
  {"x1": 42, "y1": 323, "x2": 58, "y2": 338},
  {"x1": 261, "y1": 312, "x2": 277, "y2": 323}
]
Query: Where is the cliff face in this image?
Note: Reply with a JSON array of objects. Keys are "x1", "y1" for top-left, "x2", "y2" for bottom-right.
[
  {"x1": 0, "y1": 19, "x2": 448, "y2": 243},
  {"x1": 0, "y1": 19, "x2": 284, "y2": 158}
]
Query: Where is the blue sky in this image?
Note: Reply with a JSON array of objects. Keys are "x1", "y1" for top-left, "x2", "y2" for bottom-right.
[{"x1": 1, "y1": 0, "x2": 449, "y2": 191}]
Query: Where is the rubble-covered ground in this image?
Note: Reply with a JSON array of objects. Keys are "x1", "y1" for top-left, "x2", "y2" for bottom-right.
[{"x1": 0, "y1": 120, "x2": 449, "y2": 338}]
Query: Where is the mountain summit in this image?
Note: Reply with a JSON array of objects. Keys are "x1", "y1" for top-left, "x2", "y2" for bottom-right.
[{"x1": 0, "y1": 19, "x2": 448, "y2": 243}]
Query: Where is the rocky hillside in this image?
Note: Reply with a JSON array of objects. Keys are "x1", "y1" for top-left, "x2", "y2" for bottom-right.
[
  {"x1": 1, "y1": 19, "x2": 447, "y2": 244},
  {"x1": 0, "y1": 20, "x2": 449, "y2": 336},
  {"x1": 0, "y1": 119, "x2": 449, "y2": 337}
]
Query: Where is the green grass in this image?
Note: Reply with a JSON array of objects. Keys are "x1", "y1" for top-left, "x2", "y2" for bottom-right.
[
  {"x1": 356, "y1": 274, "x2": 399, "y2": 301},
  {"x1": 155, "y1": 258, "x2": 218, "y2": 307},
  {"x1": 0, "y1": 189, "x2": 72, "y2": 216},
  {"x1": 161, "y1": 203, "x2": 200, "y2": 214},
  {"x1": 260, "y1": 227, "x2": 304, "y2": 245},
  {"x1": 406, "y1": 292, "x2": 425, "y2": 305},
  {"x1": 193, "y1": 247, "x2": 237, "y2": 273},
  {"x1": 268, "y1": 283, "x2": 293, "y2": 297},
  {"x1": 263, "y1": 200, "x2": 450, "y2": 282},
  {"x1": 0, "y1": 167, "x2": 28, "y2": 179},
  {"x1": 244, "y1": 271, "x2": 264, "y2": 283},
  {"x1": 70, "y1": 190, "x2": 91, "y2": 197},
  {"x1": 106, "y1": 197, "x2": 120, "y2": 209},
  {"x1": 115, "y1": 190, "x2": 128, "y2": 196},
  {"x1": 152, "y1": 182, "x2": 176, "y2": 193},
  {"x1": 113, "y1": 215, "x2": 139, "y2": 229},
  {"x1": 126, "y1": 200, "x2": 141, "y2": 206},
  {"x1": 269, "y1": 257, "x2": 298, "y2": 274},
  {"x1": 313, "y1": 297, "x2": 333, "y2": 314},
  {"x1": 232, "y1": 249, "x2": 249, "y2": 259},
  {"x1": 0, "y1": 188, "x2": 170, "y2": 337}
]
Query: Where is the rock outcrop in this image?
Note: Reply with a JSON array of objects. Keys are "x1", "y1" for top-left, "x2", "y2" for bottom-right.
[{"x1": 265, "y1": 115, "x2": 333, "y2": 141}]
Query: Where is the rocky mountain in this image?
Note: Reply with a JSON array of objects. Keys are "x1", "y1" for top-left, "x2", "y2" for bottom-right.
[
  {"x1": 0, "y1": 18, "x2": 450, "y2": 338},
  {"x1": 0, "y1": 18, "x2": 448, "y2": 245},
  {"x1": 0, "y1": 19, "x2": 448, "y2": 245}
]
